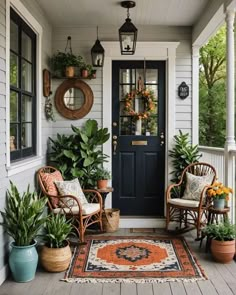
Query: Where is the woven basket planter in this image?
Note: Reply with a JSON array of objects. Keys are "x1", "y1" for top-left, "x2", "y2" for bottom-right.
[{"x1": 40, "y1": 241, "x2": 72, "y2": 272}]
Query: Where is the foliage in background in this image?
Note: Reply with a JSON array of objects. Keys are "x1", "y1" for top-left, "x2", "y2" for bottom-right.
[
  {"x1": 199, "y1": 26, "x2": 226, "y2": 147},
  {"x1": 94, "y1": 167, "x2": 111, "y2": 180},
  {"x1": 0, "y1": 182, "x2": 47, "y2": 246},
  {"x1": 169, "y1": 130, "x2": 202, "y2": 183},
  {"x1": 49, "y1": 119, "x2": 110, "y2": 188},
  {"x1": 44, "y1": 214, "x2": 72, "y2": 248}
]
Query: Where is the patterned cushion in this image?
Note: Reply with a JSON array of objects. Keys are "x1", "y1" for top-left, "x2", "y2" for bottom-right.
[
  {"x1": 55, "y1": 178, "x2": 88, "y2": 207},
  {"x1": 40, "y1": 170, "x2": 63, "y2": 207},
  {"x1": 182, "y1": 172, "x2": 214, "y2": 201},
  {"x1": 53, "y1": 203, "x2": 100, "y2": 215}
]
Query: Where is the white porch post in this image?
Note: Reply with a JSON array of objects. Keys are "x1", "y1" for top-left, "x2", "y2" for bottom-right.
[{"x1": 224, "y1": 9, "x2": 235, "y2": 221}]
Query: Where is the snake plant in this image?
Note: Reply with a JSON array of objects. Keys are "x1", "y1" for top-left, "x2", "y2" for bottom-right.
[{"x1": 0, "y1": 181, "x2": 47, "y2": 246}]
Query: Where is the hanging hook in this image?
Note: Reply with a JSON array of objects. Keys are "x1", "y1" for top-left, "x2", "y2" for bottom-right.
[
  {"x1": 65, "y1": 36, "x2": 72, "y2": 54},
  {"x1": 143, "y1": 57, "x2": 146, "y2": 86}
]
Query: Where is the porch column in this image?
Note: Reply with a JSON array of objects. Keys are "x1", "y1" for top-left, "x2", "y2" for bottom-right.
[
  {"x1": 225, "y1": 9, "x2": 235, "y2": 146},
  {"x1": 224, "y1": 9, "x2": 235, "y2": 222}
]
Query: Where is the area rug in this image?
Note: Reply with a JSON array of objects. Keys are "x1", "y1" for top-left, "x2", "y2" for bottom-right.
[{"x1": 64, "y1": 236, "x2": 207, "y2": 283}]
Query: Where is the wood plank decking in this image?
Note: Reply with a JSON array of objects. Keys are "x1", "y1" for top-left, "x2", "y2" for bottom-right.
[{"x1": 0, "y1": 228, "x2": 236, "y2": 295}]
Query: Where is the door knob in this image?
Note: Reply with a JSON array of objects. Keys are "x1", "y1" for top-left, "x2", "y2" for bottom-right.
[
  {"x1": 113, "y1": 135, "x2": 117, "y2": 140},
  {"x1": 160, "y1": 132, "x2": 165, "y2": 139},
  {"x1": 160, "y1": 140, "x2": 164, "y2": 146},
  {"x1": 113, "y1": 122, "x2": 117, "y2": 127}
]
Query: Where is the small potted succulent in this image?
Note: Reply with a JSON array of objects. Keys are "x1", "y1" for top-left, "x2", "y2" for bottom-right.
[
  {"x1": 40, "y1": 214, "x2": 73, "y2": 272},
  {"x1": 50, "y1": 51, "x2": 83, "y2": 78},
  {"x1": 95, "y1": 167, "x2": 111, "y2": 189},
  {"x1": 203, "y1": 221, "x2": 236, "y2": 263}
]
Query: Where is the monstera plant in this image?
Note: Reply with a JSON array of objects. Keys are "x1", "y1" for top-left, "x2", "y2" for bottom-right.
[{"x1": 49, "y1": 119, "x2": 110, "y2": 188}]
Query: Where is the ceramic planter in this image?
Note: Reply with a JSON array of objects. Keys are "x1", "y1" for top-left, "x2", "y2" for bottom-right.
[
  {"x1": 9, "y1": 240, "x2": 38, "y2": 282},
  {"x1": 65, "y1": 66, "x2": 75, "y2": 78},
  {"x1": 213, "y1": 199, "x2": 225, "y2": 209},
  {"x1": 211, "y1": 239, "x2": 235, "y2": 263},
  {"x1": 40, "y1": 241, "x2": 72, "y2": 272}
]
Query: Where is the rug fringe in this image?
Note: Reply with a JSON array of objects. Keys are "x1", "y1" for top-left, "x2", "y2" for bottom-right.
[{"x1": 61, "y1": 277, "x2": 206, "y2": 284}]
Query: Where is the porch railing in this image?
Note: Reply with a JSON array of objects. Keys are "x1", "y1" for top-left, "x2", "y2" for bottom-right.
[{"x1": 199, "y1": 146, "x2": 235, "y2": 223}]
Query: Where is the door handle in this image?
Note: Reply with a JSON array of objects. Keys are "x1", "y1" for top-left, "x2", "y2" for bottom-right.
[{"x1": 113, "y1": 140, "x2": 117, "y2": 155}]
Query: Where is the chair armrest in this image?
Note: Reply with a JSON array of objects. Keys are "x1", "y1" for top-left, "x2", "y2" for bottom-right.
[
  {"x1": 166, "y1": 181, "x2": 183, "y2": 201},
  {"x1": 198, "y1": 185, "x2": 214, "y2": 209},
  {"x1": 48, "y1": 194, "x2": 83, "y2": 216},
  {"x1": 83, "y1": 189, "x2": 103, "y2": 207}
]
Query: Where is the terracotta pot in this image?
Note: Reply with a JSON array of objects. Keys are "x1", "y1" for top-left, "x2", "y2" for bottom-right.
[
  {"x1": 65, "y1": 66, "x2": 75, "y2": 78},
  {"x1": 97, "y1": 179, "x2": 108, "y2": 189},
  {"x1": 40, "y1": 241, "x2": 72, "y2": 272},
  {"x1": 81, "y1": 69, "x2": 89, "y2": 78},
  {"x1": 211, "y1": 239, "x2": 235, "y2": 263}
]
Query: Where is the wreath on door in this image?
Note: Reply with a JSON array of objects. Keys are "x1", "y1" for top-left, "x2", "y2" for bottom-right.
[{"x1": 123, "y1": 89, "x2": 156, "y2": 120}]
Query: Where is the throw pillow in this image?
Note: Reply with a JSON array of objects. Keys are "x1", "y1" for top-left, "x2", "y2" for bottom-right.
[
  {"x1": 182, "y1": 172, "x2": 214, "y2": 201},
  {"x1": 40, "y1": 170, "x2": 63, "y2": 208},
  {"x1": 55, "y1": 178, "x2": 88, "y2": 207}
]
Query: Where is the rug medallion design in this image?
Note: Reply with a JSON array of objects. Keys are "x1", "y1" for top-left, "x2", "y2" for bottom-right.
[{"x1": 64, "y1": 236, "x2": 206, "y2": 283}]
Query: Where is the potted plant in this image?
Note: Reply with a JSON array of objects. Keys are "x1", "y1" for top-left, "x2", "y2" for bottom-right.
[
  {"x1": 40, "y1": 214, "x2": 72, "y2": 272},
  {"x1": 0, "y1": 182, "x2": 47, "y2": 282},
  {"x1": 203, "y1": 221, "x2": 236, "y2": 263},
  {"x1": 95, "y1": 167, "x2": 111, "y2": 189},
  {"x1": 207, "y1": 182, "x2": 233, "y2": 209},
  {"x1": 80, "y1": 63, "x2": 93, "y2": 78},
  {"x1": 50, "y1": 51, "x2": 83, "y2": 78}
]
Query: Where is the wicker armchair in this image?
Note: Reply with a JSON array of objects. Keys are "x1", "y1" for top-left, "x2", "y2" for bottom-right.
[
  {"x1": 37, "y1": 166, "x2": 103, "y2": 243},
  {"x1": 166, "y1": 162, "x2": 217, "y2": 239}
]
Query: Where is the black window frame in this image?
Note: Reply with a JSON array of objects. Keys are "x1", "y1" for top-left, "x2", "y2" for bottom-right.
[{"x1": 10, "y1": 7, "x2": 37, "y2": 162}]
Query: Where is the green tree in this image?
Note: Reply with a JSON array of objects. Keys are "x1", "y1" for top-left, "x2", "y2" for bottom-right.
[{"x1": 199, "y1": 26, "x2": 226, "y2": 147}]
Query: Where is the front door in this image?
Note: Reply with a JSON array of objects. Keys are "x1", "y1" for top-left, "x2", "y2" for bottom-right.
[{"x1": 112, "y1": 60, "x2": 165, "y2": 216}]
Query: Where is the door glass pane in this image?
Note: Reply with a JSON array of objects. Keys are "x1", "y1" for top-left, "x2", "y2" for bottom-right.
[
  {"x1": 22, "y1": 123, "x2": 32, "y2": 148},
  {"x1": 22, "y1": 31, "x2": 32, "y2": 62},
  {"x1": 10, "y1": 20, "x2": 18, "y2": 52},
  {"x1": 22, "y1": 95, "x2": 32, "y2": 122},
  {"x1": 120, "y1": 85, "x2": 133, "y2": 100},
  {"x1": 22, "y1": 60, "x2": 32, "y2": 92},
  {"x1": 10, "y1": 52, "x2": 18, "y2": 87},
  {"x1": 146, "y1": 69, "x2": 158, "y2": 84},
  {"x1": 120, "y1": 69, "x2": 132, "y2": 83},
  {"x1": 10, "y1": 124, "x2": 19, "y2": 151},
  {"x1": 10, "y1": 91, "x2": 18, "y2": 122}
]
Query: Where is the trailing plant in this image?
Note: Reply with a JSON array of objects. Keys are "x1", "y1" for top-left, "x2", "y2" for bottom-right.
[
  {"x1": 203, "y1": 221, "x2": 236, "y2": 241},
  {"x1": 94, "y1": 167, "x2": 111, "y2": 180},
  {"x1": 49, "y1": 119, "x2": 110, "y2": 188},
  {"x1": 169, "y1": 130, "x2": 202, "y2": 183},
  {"x1": 44, "y1": 214, "x2": 72, "y2": 248},
  {"x1": 0, "y1": 182, "x2": 47, "y2": 246}
]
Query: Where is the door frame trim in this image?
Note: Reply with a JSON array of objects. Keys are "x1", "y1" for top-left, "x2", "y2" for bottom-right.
[{"x1": 102, "y1": 42, "x2": 179, "y2": 222}]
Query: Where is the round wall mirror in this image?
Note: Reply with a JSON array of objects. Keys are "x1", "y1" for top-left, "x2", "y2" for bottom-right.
[{"x1": 55, "y1": 79, "x2": 94, "y2": 120}]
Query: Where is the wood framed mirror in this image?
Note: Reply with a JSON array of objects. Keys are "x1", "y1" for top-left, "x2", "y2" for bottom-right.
[{"x1": 54, "y1": 79, "x2": 94, "y2": 120}]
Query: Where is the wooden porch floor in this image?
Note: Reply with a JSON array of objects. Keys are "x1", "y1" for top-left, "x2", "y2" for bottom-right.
[{"x1": 0, "y1": 228, "x2": 236, "y2": 295}]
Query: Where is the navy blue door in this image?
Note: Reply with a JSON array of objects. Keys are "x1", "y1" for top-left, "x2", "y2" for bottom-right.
[{"x1": 112, "y1": 61, "x2": 165, "y2": 216}]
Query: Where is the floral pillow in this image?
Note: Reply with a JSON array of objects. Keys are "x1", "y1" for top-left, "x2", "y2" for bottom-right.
[
  {"x1": 55, "y1": 178, "x2": 88, "y2": 207},
  {"x1": 40, "y1": 170, "x2": 63, "y2": 208},
  {"x1": 182, "y1": 172, "x2": 214, "y2": 201}
]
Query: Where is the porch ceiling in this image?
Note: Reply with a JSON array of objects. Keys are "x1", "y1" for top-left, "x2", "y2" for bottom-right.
[{"x1": 35, "y1": 0, "x2": 210, "y2": 28}]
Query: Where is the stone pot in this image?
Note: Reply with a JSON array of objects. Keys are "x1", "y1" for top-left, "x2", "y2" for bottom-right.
[
  {"x1": 213, "y1": 198, "x2": 225, "y2": 210},
  {"x1": 40, "y1": 241, "x2": 72, "y2": 272},
  {"x1": 211, "y1": 239, "x2": 235, "y2": 263}
]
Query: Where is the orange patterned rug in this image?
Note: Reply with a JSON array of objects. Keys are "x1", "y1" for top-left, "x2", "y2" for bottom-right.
[{"x1": 64, "y1": 236, "x2": 207, "y2": 283}]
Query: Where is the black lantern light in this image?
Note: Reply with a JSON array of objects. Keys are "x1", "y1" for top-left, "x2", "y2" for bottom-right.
[
  {"x1": 91, "y1": 27, "x2": 105, "y2": 67},
  {"x1": 119, "y1": 1, "x2": 137, "y2": 55}
]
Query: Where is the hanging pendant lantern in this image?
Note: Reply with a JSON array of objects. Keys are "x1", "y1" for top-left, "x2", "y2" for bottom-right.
[
  {"x1": 119, "y1": 1, "x2": 137, "y2": 55},
  {"x1": 91, "y1": 26, "x2": 105, "y2": 67}
]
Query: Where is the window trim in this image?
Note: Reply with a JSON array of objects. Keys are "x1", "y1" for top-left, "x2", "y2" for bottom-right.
[{"x1": 6, "y1": 0, "x2": 42, "y2": 173}]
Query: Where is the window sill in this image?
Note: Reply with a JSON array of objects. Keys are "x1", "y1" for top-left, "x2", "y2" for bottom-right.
[{"x1": 7, "y1": 156, "x2": 44, "y2": 177}]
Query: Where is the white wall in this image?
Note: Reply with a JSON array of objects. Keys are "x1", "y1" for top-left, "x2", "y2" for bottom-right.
[
  {"x1": 51, "y1": 26, "x2": 192, "y2": 137},
  {"x1": 0, "y1": 0, "x2": 52, "y2": 284}
]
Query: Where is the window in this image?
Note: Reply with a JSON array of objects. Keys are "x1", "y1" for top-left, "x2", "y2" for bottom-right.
[{"x1": 10, "y1": 8, "x2": 36, "y2": 162}]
